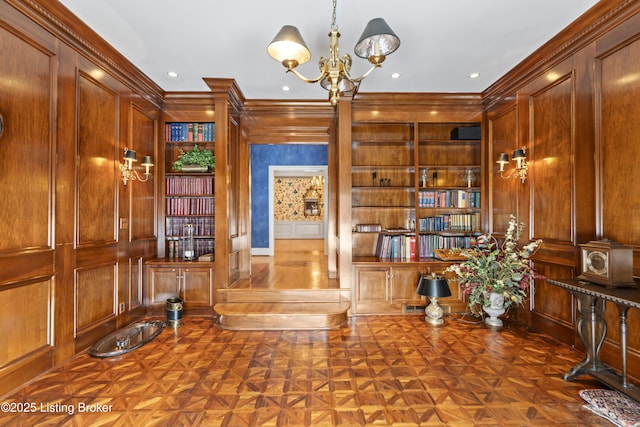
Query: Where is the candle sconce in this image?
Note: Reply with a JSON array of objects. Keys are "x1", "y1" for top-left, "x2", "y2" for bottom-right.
[{"x1": 496, "y1": 148, "x2": 528, "y2": 183}]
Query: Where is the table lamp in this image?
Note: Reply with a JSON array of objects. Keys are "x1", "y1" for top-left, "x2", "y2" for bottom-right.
[{"x1": 417, "y1": 273, "x2": 451, "y2": 325}]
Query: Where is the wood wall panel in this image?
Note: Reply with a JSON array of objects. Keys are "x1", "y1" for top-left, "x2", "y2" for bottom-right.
[
  {"x1": 130, "y1": 106, "x2": 156, "y2": 241},
  {"x1": 530, "y1": 74, "x2": 574, "y2": 244},
  {"x1": 77, "y1": 72, "x2": 118, "y2": 245},
  {"x1": 488, "y1": 105, "x2": 518, "y2": 232},
  {"x1": 75, "y1": 264, "x2": 116, "y2": 332},
  {"x1": 0, "y1": 23, "x2": 53, "y2": 252},
  {"x1": 598, "y1": 36, "x2": 640, "y2": 244},
  {"x1": 0, "y1": 279, "x2": 52, "y2": 367}
]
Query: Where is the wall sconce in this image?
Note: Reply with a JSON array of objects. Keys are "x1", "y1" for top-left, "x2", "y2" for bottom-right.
[
  {"x1": 120, "y1": 147, "x2": 153, "y2": 186},
  {"x1": 496, "y1": 147, "x2": 528, "y2": 183},
  {"x1": 416, "y1": 273, "x2": 451, "y2": 325}
]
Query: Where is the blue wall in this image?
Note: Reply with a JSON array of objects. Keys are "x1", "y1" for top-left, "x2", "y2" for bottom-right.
[{"x1": 251, "y1": 145, "x2": 328, "y2": 249}]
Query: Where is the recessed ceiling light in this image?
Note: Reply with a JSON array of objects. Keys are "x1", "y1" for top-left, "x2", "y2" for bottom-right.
[
  {"x1": 469, "y1": 72, "x2": 480, "y2": 79},
  {"x1": 282, "y1": 86, "x2": 290, "y2": 91},
  {"x1": 391, "y1": 72, "x2": 401, "y2": 79},
  {"x1": 167, "y1": 71, "x2": 179, "y2": 78}
]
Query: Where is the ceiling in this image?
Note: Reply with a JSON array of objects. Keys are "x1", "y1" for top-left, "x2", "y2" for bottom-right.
[{"x1": 57, "y1": 0, "x2": 600, "y2": 102}]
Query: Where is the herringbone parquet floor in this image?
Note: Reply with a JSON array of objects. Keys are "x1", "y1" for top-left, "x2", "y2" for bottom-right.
[{"x1": 1, "y1": 315, "x2": 612, "y2": 426}]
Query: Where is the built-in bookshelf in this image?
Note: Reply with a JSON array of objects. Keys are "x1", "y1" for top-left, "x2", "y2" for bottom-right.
[
  {"x1": 165, "y1": 174, "x2": 215, "y2": 259},
  {"x1": 163, "y1": 121, "x2": 216, "y2": 260},
  {"x1": 351, "y1": 121, "x2": 482, "y2": 261},
  {"x1": 416, "y1": 122, "x2": 481, "y2": 258}
]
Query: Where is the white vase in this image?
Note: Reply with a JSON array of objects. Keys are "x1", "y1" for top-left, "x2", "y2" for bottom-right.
[{"x1": 483, "y1": 292, "x2": 506, "y2": 327}]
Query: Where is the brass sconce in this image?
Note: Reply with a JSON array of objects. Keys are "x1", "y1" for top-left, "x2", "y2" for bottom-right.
[
  {"x1": 121, "y1": 147, "x2": 153, "y2": 186},
  {"x1": 496, "y1": 148, "x2": 528, "y2": 183}
]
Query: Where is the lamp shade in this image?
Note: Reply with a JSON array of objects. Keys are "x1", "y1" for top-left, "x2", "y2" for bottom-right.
[
  {"x1": 497, "y1": 153, "x2": 509, "y2": 164},
  {"x1": 354, "y1": 18, "x2": 400, "y2": 61},
  {"x1": 416, "y1": 274, "x2": 451, "y2": 298},
  {"x1": 319, "y1": 76, "x2": 358, "y2": 94},
  {"x1": 512, "y1": 149, "x2": 526, "y2": 160},
  {"x1": 141, "y1": 155, "x2": 154, "y2": 167},
  {"x1": 267, "y1": 25, "x2": 311, "y2": 68},
  {"x1": 124, "y1": 149, "x2": 138, "y2": 162}
]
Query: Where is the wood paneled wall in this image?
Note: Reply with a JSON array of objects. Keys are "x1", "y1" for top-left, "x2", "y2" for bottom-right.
[
  {"x1": 3, "y1": 0, "x2": 640, "y2": 400},
  {"x1": 485, "y1": 0, "x2": 640, "y2": 380},
  {"x1": 0, "y1": 0, "x2": 161, "y2": 396}
]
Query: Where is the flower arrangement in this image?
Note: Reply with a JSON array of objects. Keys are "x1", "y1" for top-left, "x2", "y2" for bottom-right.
[{"x1": 445, "y1": 215, "x2": 544, "y2": 316}]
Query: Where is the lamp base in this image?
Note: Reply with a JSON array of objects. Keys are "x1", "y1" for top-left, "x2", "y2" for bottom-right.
[
  {"x1": 424, "y1": 297, "x2": 445, "y2": 326},
  {"x1": 425, "y1": 315, "x2": 444, "y2": 326}
]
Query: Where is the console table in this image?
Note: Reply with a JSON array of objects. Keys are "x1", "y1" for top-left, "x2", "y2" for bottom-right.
[{"x1": 547, "y1": 278, "x2": 640, "y2": 401}]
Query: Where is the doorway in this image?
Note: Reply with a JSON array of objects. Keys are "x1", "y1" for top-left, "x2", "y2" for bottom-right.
[
  {"x1": 268, "y1": 165, "x2": 328, "y2": 256},
  {"x1": 248, "y1": 144, "x2": 333, "y2": 290}
]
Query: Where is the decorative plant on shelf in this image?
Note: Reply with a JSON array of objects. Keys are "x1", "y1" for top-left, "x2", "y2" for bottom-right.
[
  {"x1": 172, "y1": 144, "x2": 215, "y2": 172},
  {"x1": 445, "y1": 215, "x2": 544, "y2": 319}
]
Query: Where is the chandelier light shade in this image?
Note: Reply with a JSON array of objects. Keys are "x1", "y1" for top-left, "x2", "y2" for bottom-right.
[
  {"x1": 267, "y1": 25, "x2": 311, "y2": 69},
  {"x1": 267, "y1": 0, "x2": 400, "y2": 106},
  {"x1": 354, "y1": 18, "x2": 400, "y2": 64}
]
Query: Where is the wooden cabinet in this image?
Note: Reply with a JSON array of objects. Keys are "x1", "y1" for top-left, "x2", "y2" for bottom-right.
[
  {"x1": 146, "y1": 260, "x2": 214, "y2": 315},
  {"x1": 353, "y1": 262, "x2": 465, "y2": 314}
]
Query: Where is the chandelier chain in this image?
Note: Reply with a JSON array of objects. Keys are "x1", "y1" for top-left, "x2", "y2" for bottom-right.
[{"x1": 331, "y1": 0, "x2": 338, "y2": 31}]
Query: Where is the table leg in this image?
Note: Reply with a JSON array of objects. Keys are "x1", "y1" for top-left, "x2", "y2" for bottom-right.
[
  {"x1": 616, "y1": 305, "x2": 630, "y2": 388},
  {"x1": 564, "y1": 293, "x2": 608, "y2": 381}
]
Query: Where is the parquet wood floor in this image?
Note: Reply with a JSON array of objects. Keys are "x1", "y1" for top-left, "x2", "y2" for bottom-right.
[{"x1": 1, "y1": 315, "x2": 612, "y2": 426}]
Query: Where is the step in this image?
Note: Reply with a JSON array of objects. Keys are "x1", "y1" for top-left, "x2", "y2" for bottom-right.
[
  {"x1": 214, "y1": 300, "x2": 350, "y2": 330},
  {"x1": 216, "y1": 288, "x2": 345, "y2": 304}
]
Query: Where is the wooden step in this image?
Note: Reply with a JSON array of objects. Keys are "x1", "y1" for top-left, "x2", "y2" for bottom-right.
[
  {"x1": 214, "y1": 289, "x2": 350, "y2": 330},
  {"x1": 216, "y1": 288, "x2": 345, "y2": 303}
]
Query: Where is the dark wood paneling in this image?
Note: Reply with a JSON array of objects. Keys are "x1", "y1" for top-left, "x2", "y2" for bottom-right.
[
  {"x1": 530, "y1": 73, "x2": 574, "y2": 244},
  {"x1": 598, "y1": 36, "x2": 640, "y2": 244},
  {"x1": 77, "y1": 71, "x2": 118, "y2": 245},
  {"x1": 130, "y1": 106, "x2": 156, "y2": 241},
  {"x1": 75, "y1": 264, "x2": 116, "y2": 332},
  {"x1": 488, "y1": 105, "x2": 518, "y2": 231},
  {"x1": 0, "y1": 21, "x2": 53, "y2": 252},
  {"x1": 0, "y1": 279, "x2": 52, "y2": 367}
]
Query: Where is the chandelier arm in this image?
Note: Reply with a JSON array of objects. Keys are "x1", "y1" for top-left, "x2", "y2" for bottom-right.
[
  {"x1": 342, "y1": 63, "x2": 380, "y2": 83},
  {"x1": 286, "y1": 68, "x2": 328, "y2": 84}
]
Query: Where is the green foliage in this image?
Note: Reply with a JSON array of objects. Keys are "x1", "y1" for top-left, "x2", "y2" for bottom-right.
[{"x1": 172, "y1": 144, "x2": 215, "y2": 171}]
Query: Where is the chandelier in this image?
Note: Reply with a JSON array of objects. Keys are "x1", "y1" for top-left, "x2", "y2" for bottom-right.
[{"x1": 267, "y1": 0, "x2": 400, "y2": 106}]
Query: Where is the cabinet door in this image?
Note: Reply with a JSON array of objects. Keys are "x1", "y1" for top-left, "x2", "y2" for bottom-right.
[
  {"x1": 354, "y1": 267, "x2": 390, "y2": 313},
  {"x1": 390, "y1": 267, "x2": 424, "y2": 305},
  {"x1": 182, "y1": 267, "x2": 212, "y2": 305},
  {"x1": 149, "y1": 267, "x2": 180, "y2": 305}
]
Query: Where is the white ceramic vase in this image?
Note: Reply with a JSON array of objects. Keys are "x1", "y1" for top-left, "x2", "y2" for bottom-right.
[{"x1": 483, "y1": 292, "x2": 506, "y2": 327}]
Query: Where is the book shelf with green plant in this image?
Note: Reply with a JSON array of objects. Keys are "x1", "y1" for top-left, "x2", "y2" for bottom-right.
[{"x1": 163, "y1": 122, "x2": 216, "y2": 260}]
